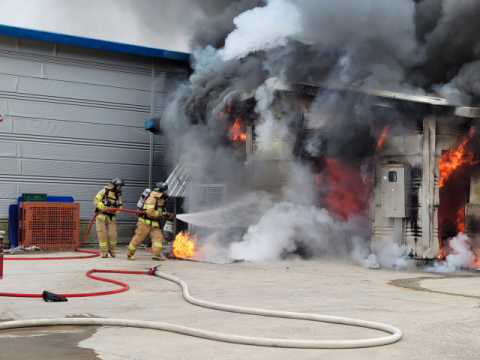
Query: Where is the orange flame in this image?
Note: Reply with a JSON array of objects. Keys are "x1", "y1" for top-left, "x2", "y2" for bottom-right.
[
  {"x1": 219, "y1": 105, "x2": 232, "y2": 115},
  {"x1": 439, "y1": 127, "x2": 477, "y2": 188},
  {"x1": 438, "y1": 127, "x2": 478, "y2": 260},
  {"x1": 316, "y1": 158, "x2": 372, "y2": 221},
  {"x1": 376, "y1": 125, "x2": 391, "y2": 150},
  {"x1": 456, "y1": 206, "x2": 465, "y2": 233},
  {"x1": 230, "y1": 118, "x2": 247, "y2": 141},
  {"x1": 472, "y1": 251, "x2": 480, "y2": 267},
  {"x1": 172, "y1": 232, "x2": 196, "y2": 258}
]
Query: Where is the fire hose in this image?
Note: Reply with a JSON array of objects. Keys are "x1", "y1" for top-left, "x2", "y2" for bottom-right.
[
  {"x1": 0, "y1": 210, "x2": 402, "y2": 348},
  {"x1": 0, "y1": 269, "x2": 145, "y2": 298},
  {"x1": 0, "y1": 209, "x2": 148, "y2": 298},
  {"x1": 4, "y1": 208, "x2": 146, "y2": 260},
  {"x1": 0, "y1": 268, "x2": 402, "y2": 349}
]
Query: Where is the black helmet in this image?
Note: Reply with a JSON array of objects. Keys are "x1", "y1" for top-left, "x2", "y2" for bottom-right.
[
  {"x1": 110, "y1": 178, "x2": 125, "y2": 187},
  {"x1": 110, "y1": 178, "x2": 125, "y2": 193},
  {"x1": 154, "y1": 182, "x2": 168, "y2": 192}
]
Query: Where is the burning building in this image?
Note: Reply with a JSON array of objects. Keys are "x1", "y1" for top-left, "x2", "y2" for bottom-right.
[
  {"x1": 160, "y1": 0, "x2": 480, "y2": 265},
  {"x1": 236, "y1": 78, "x2": 480, "y2": 260},
  {"x1": 167, "y1": 77, "x2": 480, "y2": 262}
]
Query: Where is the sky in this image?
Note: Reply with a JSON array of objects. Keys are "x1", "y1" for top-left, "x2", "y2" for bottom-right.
[{"x1": 0, "y1": 0, "x2": 228, "y2": 52}]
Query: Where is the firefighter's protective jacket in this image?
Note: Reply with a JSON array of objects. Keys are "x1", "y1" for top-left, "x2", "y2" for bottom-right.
[
  {"x1": 93, "y1": 185, "x2": 122, "y2": 214},
  {"x1": 143, "y1": 191, "x2": 169, "y2": 219}
]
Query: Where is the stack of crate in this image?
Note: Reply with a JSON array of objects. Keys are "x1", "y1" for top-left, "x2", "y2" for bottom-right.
[{"x1": 19, "y1": 194, "x2": 80, "y2": 249}]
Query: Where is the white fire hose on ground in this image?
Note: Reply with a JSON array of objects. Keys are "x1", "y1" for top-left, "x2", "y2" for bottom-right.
[{"x1": 0, "y1": 270, "x2": 402, "y2": 349}]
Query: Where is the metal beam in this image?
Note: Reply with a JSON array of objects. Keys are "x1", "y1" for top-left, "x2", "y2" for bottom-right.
[{"x1": 421, "y1": 116, "x2": 438, "y2": 258}]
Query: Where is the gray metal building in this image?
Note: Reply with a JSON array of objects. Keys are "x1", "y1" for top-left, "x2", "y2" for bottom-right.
[{"x1": 0, "y1": 24, "x2": 190, "y2": 245}]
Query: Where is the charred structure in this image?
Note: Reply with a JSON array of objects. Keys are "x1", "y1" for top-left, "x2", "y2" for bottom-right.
[
  {"x1": 239, "y1": 79, "x2": 480, "y2": 260},
  {"x1": 161, "y1": 0, "x2": 480, "y2": 265}
]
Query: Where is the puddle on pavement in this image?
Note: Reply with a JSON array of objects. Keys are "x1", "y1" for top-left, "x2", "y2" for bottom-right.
[{"x1": 0, "y1": 315, "x2": 100, "y2": 360}]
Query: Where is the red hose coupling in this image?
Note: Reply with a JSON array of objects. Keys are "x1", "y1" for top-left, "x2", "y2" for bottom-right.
[{"x1": 146, "y1": 265, "x2": 161, "y2": 276}]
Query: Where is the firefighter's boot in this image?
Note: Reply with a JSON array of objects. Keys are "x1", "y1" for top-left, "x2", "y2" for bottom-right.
[
  {"x1": 152, "y1": 254, "x2": 166, "y2": 261},
  {"x1": 127, "y1": 254, "x2": 135, "y2": 260},
  {"x1": 109, "y1": 250, "x2": 116, "y2": 258}
]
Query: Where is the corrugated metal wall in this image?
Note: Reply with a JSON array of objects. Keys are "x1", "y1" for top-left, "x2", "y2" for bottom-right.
[{"x1": 0, "y1": 34, "x2": 188, "y2": 234}]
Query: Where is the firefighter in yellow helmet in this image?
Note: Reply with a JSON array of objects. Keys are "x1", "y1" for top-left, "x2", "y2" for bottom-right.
[
  {"x1": 93, "y1": 178, "x2": 124, "y2": 258},
  {"x1": 127, "y1": 182, "x2": 174, "y2": 261}
]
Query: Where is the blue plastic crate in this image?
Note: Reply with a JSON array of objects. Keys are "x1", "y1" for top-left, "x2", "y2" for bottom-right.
[
  {"x1": 47, "y1": 196, "x2": 74, "y2": 203},
  {"x1": 8, "y1": 204, "x2": 18, "y2": 248}
]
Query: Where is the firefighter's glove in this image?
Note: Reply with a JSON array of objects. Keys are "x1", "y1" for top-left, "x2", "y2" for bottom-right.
[
  {"x1": 169, "y1": 213, "x2": 175, "y2": 220},
  {"x1": 100, "y1": 205, "x2": 108, "y2": 211}
]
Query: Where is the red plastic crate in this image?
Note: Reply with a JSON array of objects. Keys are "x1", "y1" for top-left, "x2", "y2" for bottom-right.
[{"x1": 19, "y1": 202, "x2": 80, "y2": 249}]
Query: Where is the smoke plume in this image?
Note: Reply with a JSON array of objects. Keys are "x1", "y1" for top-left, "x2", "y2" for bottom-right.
[
  {"x1": 427, "y1": 233, "x2": 477, "y2": 272},
  {"x1": 161, "y1": 0, "x2": 480, "y2": 264},
  {"x1": 190, "y1": 0, "x2": 265, "y2": 50},
  {"x1": 229, "y1": 202, "x2": 371, "y2": 261}
]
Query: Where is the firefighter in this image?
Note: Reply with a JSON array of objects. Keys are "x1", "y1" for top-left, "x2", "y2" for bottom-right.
[
  {"x1": 93, "y1": 178, "x2": 124, "y2": 258},
  {"x1": 127, "y1": 182, "x2": 174, "y2": 261}
]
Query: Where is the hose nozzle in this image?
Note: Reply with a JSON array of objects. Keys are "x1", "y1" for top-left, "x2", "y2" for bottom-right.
[{"x1": 146, "y1": 265, "x2": 161, "y2": 276}]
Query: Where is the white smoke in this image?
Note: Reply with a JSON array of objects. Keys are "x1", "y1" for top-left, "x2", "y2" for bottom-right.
[
  {"x1": 304, "y1": 134, "x2": 323, "y2": 157},
  {"x1": 254, "y1": 84, "x2": 290, "y2": 150},
  {"x1": 432, "y1": 83, "x2": 470, "y2": 106},
  {"x1": 366, "y1": 244, "x2": 410, "y2": 270},
  {"x1": 192, "y1": 233, "x2": 232, "y2": 264},
  {"x1": 281, "y1": 162, "x2": 319, "y2": 206},
  {"x1": 220, "y1": 0, "x2": 301, "y2": 61},
  {"x1": 178, "y1": 159, "x2": 373, "y2": 265},
  {"x1": 363, "y1": 234, "x2": 479, "y2": 272},
  {"x1": 229, "y1": 202, "x2": 371, "y2": 262},
  {"x1": 362, "y1": 253, "x2": 380, "y2": 269},
  {"x1": 427, "y1": 233, "x2": 476, "y2": 272}
]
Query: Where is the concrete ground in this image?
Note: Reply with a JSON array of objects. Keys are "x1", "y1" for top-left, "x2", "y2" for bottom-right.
[{"x1": 1, "y1": 247, "x2": 480, "y2": 360}]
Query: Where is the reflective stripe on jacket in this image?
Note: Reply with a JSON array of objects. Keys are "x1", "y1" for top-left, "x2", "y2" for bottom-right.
[
  {"x1": 93, "y1": 186, "x2": 122, "y2": 215},
  {"x1": 142, "y1": 191, "x2": 165, "y2": 220}
]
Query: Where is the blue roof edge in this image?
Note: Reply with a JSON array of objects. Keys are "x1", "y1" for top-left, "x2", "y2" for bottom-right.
[{"x1": 0, "y1": 23, "x2": 191, "y2": 62}]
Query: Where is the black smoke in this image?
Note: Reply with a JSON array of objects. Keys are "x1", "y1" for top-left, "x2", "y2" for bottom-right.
[
  {"x1": 185, "y1": 0, "x2": 480, "y2": 101},
  {"x1": 162, "y1": 0, "x2": 480, "y2": 193}
]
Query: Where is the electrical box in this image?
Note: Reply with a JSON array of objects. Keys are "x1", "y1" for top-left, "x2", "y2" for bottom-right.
[{"x1": 381, "y1": 164, "x2": 411, "y2": 218}]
